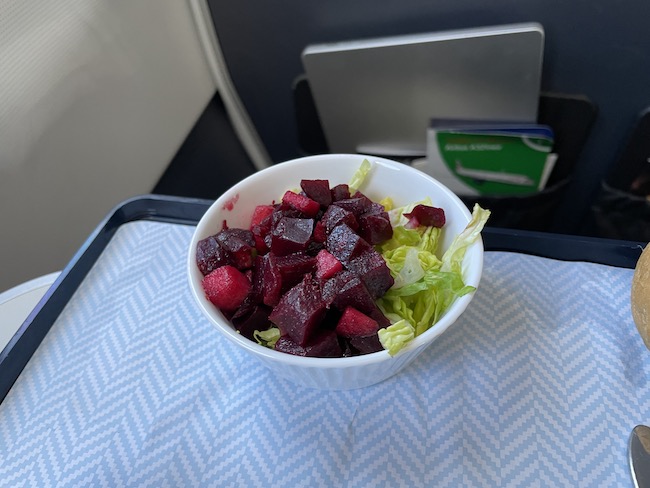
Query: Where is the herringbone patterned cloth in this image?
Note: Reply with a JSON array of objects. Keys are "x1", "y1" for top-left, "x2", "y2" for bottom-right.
[{"x1": 0, "y1": 220, "x2": 647, "y2": 487}]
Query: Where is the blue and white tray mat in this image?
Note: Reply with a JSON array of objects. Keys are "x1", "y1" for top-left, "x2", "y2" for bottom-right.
[{"x1": 0, "y1": 220, "x2": 647, "y2": 487}]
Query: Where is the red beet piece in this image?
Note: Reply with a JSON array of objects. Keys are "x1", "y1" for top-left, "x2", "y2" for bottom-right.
[
  {"x1": 250, "y1": 205, "x2": 275, "y2": 228},
  {"x1": 322, "y1": 271, "x2": 390, "y2": 327},
  {"x1": 312, "y1": 221, "x2": 327, "y2": 243},
  {"x1": 325, "y1": 224, "x2": 371, "y2": 264},
  {"x1": 364, "y1": 201, "x2": 387, "y2": 215},
  {"x1": 269, "y1": 275, "x2": 326, "y2": 346},
  {"x1": 347, "y1": 248, "x2": 395, "y2": 299},
  {"x1": 300, "y1": 179, "x2": 332, "y2": 207},
  {"x1": 349, "y1": 334, "x2": 384, "y2": 354},
  {"x1": 358, "y1": 212, "x2": 393, "y2": 245},
  {"x1": 274, "y1": 330, "x2": 342, "y2": 357},
  {"x1": 252, "y1": 227, "x2": 270, "y2": 254},
  {"x1": 321, "y1": 205, "x2": 359, "y2": 233},
  {"x1": 315, "y1": 249, "x2": 343, "y2": 280},
  {"x1": 281, "y1": 190, "x2": 321, "y2": 218},
  {"x1": 271, "y1": 217, "x2": 314, "y2": 256},
  {"x1": 247, "y1": 255, "x2": 265, "y2": 303},
  {"x1": 321, "y1": 270, "x2": 352, "y2": 306},
  {"x1": 202, "y1": 265, "x2": 251, "y2": 313},
  {"x1": 259, "y1": 254, "x2": 282, "y2": 306},
  {"x1": 272, "y1": 252, "x2": 317, "y2": 293},
  {"x1": 196, "y1": 235, "x2": 230, "y2": 275},
  {"x1": 332, "y1": 194, "x2": 373, "y2": 217},
  {"x1": 250, "y1": 211, "x2": 274, "y2": 255},
  {"x1": 231, "y1": 303, "x2": 272, "y2": 340},
  {"x1": 335, "y1": 306, "x2": 379, "y2": 338},
  {"x1": 215, "y1": 228, "x2": 256, "y2": 270},
  {"x1": 331, "y1": 183, "x2": 351, "y2": 201},
  {"x1": 403, "y1": 204, "x2": 446, "y2": 228}
]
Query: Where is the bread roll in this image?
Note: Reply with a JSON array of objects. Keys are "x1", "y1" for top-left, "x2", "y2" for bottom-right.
[{"x1": 631, "y1": 244, "x2": 650, "y2": 350}]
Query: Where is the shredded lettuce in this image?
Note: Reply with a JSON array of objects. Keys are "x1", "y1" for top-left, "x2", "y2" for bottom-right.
[
  {"x1": 379, "y1": 196, "x2": 394, "y2": 211},
  {"x1": 254, "y1": 327, "x2": 280, "y2": 348},
  {"x1": 348, "y1": 158, "x2": 373, "y2": 193},
  {"x1": 441, "y1": 204, "x2": 491, "y2": 274},
  {"x1": 378, "y1": 319, "x2": 415, "y2": 356},
  {"x1": 387, "y1": 247, "x2": 425, "y2": 289},
  {"x1": 377, "y1": 203, "x2": 490, "y2": 355}
]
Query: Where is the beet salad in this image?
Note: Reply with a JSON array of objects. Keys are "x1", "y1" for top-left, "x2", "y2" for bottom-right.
[{"x1": 195, "y1": 160, "x2": 490, "y2": 358}]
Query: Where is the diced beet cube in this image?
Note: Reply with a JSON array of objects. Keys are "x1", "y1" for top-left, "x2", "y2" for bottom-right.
[
  {"x1": 251, "y1": 212, "x2": 274, "y2": 255},
  {"x1": 202, "y1": 265, "x2": 251, "y2": 312},
  {"x1": 349, "y1": 334, "x2": 384, "y2": 354},
  {"x1": 271, "y1": 217, "x2": 314, "y2": 256},
  {"x1": 335, "y1": 307, "x2": 379, "y2": 338},
  {"x1": 300, "y1": 179, "x2": 332, "y2": 207},
  {"x1": 339, "y1": 338, "x2": 354, "y2": 357},
  {"x1": 312, "y1": 220, "x2": 327, "y2": 243},
  {"x1": 364, "y1": 201, "x2": 387, "y2": 215},
  {"x1": 310, "y1": 331, "x2": 343, "y2": 358},
  {"x1": 215, "y1": 228, "x2": 256, "y2": 270},
  {"x1": 250, "y1": 205, "x2": 275, "y2": 228},
  {"x1": 281, "y1": 190, "x2": 321, "y2": 217},
  {"x1": 248, "y1": 255, "x2": 265, "y2": 303},
  {"x1": 269, "y1": 275, "x2": 326, "y2": 346},
  {"x1": 347, "y1": 248, "x2": 395, "y2": 299},
  {"x1": 315, "y1": 249, "x2": 343, "y2": 280},
  {"x1": 215, "y1": 228, "x2": 255, "y2": 248},
  {"x1": 325, "y1": 224, "x2": 371, "y2": 264},
  {"x1": 259, "y1": 254, "x2": 283, "y2": 306},
  {"x1": 334, "y1": 278, "x2": 390, "y2": 327},
  {"x1": 358, "y1": 211, "x2": 393, "y2": 245},
  {"x1": 274, "y1": 330, "x2": 342, "y2": 358},
  {"x1": 331, "y1": 183, "x2": 351, "y2": 201},
  {"x1": 320, "y1": 270, "x2": 355, "y2": 307},
  {"x1": 274, "y1": 336, "x2": 305, "y2": 356},
  {"x1": 271, "y1": 203, "x2": 303, "y2": 222},
  {"x1": 351, "y1": 190, "x2": 372, "y2": 200},
  {"x1": 272, "y1": 252, "x2": 317, "y2": 293},
  {"x1": 231, "y1": 303, "x2": 272, "y2": 340},
  {"x1": 270, "y1": 205, "x2": 284, "y2": 223},
  {"x1": 263, "y1": 229, "x2": 273, "y2": 252},
  {"x1": 196, "y1": 235, "x2": 230, "y2": 275},
  {"x1": 322, "y1": 271, "x2": 390, "y2": 327},
  {"x1": 321, "y1": 205, "x2": 358, "y2": 233},
  {"x1": 252, "y1": 228, "x2": 269, "y2": 254},
  {"x1": 332, "y1": 195, "x2": 373, "y2": 217},
  {"x1": 404, "y1": 204, "x2": 446, "y2": 228},
  {"x1": 277, "y1": 207, "x2": 306, "y2": 220}
]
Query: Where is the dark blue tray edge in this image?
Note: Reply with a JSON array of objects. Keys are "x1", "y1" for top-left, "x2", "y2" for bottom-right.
[{"x1": 0, "y1": 195, "x2": 213, "y2": 403}]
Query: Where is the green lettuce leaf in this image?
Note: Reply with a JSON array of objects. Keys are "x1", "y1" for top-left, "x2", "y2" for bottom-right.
[
  {"x1": 378, "y1": 319, "x2": 415, "y2": 356},
  {"x1": 254, "y1": 327, "x2": 280, "y2": 348},
  {"x1": 376, "y1": 203, "x2": 489, "y2": 355},
  {"x1": 348, "y1": 158, "x2": 372, "y2": 193},
  {"x1": 441, "y1": 204, "x2": 491, "y2": 274},
  {"x1": 379, "y1": 270, "x2": 474, "y2": 339}
]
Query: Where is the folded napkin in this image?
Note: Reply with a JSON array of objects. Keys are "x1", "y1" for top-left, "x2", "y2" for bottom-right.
[{"x1": 0, "y1": 220, "x2": 647, "y2": 487}]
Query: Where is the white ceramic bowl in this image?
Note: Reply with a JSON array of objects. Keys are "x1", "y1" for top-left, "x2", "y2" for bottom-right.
[{"x1": 187, "y1": 154, "x2": 484, "y2": 390}]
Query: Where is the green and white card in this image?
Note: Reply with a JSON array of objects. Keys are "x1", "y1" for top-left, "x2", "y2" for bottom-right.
[{"x1": 420, "y1": 124, "x2": 557, "y2": 196}]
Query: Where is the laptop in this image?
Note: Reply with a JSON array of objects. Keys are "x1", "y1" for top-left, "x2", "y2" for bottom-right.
[{"x1": 301, "y1": 23, "x2": 545, "y2": 156}]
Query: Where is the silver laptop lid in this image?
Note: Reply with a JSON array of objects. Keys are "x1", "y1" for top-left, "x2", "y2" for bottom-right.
[{"x1": 302, "y1": 23, "x2": 545, "y2": 156}]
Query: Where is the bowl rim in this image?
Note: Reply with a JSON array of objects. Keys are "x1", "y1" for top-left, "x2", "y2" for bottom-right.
[{"x1": 187, "y1": 153, "x2": 484, "y2": 367}]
